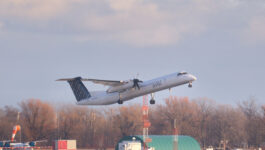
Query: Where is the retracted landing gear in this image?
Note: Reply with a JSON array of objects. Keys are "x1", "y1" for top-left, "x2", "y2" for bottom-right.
[
  {"x1": 188, "y1": 82, "x2": 192, "y2": 88},
  {"x1": 150, "y1": 93, "x2": 155, "y2": 105}
]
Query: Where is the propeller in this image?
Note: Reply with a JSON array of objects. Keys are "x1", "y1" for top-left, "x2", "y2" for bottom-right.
[{"x1": 132, "y1": 78, "x2": 143, "y2": 90}]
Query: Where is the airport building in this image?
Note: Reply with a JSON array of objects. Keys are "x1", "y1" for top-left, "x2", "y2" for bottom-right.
[{"x1": 116, "y1": 135, "x2": 201, "y2": 150}]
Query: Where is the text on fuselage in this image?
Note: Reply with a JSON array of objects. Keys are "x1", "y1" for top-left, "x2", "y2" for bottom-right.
[{"x1": 152, "y1": 80, "x2": 162, "y2": 88}]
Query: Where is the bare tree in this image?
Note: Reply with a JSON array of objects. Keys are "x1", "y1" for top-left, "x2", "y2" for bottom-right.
[
  {"x1": 103, "y1": 108, "x2": 120, "y2": 148},
  {"x1": 0, "y1": 97, "x2": 264, "y2": 149},
  {"x1": 152, "y1": 97, "x2": 198, "y2": 136},
  {"x1": 0, "y1": 106, "x2": 18, "y2": 140},
  {"x1": 210, "y1": 105, "x2": 246, "y2": 148},
  {"x1": 19, "y1": 99, "x2": 56, "y2": 141},
  {"x1": 261, "y1": 105, "x2": 265, "y2": 145},
  {"x1": 113, "y1": 104, "x2": 142, "y2": 138},
  {"x1": 0, "y1": 106, "x2": 19, "y2": 141},
  {"x1": 194, "y1": 98, "x2": 215, "y2": 148},
  {"x1": 57, "y1": 104, "x2": 107, "y2": 148},
  {"x1": 238, "y1": 98, "x2": 263, "y2": 147}
]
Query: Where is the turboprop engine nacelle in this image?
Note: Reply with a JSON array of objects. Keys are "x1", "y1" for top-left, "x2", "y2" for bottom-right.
[{"x1": 107, "y1": 81, "x2": 134, "y2": 93}]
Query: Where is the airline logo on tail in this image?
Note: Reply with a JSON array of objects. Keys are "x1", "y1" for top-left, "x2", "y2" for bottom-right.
[{"x1": 62, "y1": 77, "x2": 91, "y2": 101}]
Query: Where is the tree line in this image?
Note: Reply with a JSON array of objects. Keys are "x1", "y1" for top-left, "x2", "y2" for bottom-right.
[{"x1": 0, "y1": 97, "x2": 264, "y2": 149}]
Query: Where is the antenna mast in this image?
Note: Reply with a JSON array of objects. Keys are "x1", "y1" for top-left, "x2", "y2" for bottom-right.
[{"x1": 142, "y1": 95, "x2": 151, "y2": 150}]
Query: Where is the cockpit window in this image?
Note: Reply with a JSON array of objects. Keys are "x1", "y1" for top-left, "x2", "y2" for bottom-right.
[{"x1": 177, "y1": 72, "x2": 188, "y2": 76}]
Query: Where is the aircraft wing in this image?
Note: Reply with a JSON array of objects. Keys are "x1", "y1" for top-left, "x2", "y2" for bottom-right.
[
  {"x1": 81, "y1": 79, "x2": 128, "y2": 86},
  {"x1": 57, "y1": 77, "x2": 129, "y2": 87}
]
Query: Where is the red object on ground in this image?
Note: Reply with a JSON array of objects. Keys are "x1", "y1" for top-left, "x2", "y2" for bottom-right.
[
  {"x1": 58, "y1": 140, "x2": 67, "y2": 149},
  {"x1": 53, "y1": 140, "x2": 76, "y2": 150}
]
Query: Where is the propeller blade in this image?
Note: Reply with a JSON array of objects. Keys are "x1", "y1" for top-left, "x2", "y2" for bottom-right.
[{"x1": 133, "y1": 78, "x2": 142, "y2": 90}]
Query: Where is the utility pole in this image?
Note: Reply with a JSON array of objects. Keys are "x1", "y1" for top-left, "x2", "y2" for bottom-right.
[{"x1": 57, "y1": 111, "x2": 60, "y2": 140}]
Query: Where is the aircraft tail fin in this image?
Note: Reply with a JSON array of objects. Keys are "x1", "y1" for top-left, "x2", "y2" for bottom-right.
[{"x1": 57, "y1": 77, "x2": 91, "y2": 101}]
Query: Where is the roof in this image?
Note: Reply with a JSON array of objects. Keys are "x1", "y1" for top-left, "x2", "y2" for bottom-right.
[{"x1": 116, "y1": 135, "x2": 201, "y2": 150}]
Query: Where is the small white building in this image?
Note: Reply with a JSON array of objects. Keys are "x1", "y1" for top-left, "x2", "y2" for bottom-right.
[
  {"x1": 119, "y1": 140, "x2": 142, "y2": 150},
  {"x1": 117, "y1": 137, "x2": 155, "y2": 150}
]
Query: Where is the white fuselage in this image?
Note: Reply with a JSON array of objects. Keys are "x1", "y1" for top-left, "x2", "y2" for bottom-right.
[{"x1": 77, "y1": 72, "x2": 196, "y2": 105}]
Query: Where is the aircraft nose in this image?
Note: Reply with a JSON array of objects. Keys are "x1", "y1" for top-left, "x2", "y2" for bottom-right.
[{"x1": 190, "y1": 75, "x2": 197, "y2": 81}]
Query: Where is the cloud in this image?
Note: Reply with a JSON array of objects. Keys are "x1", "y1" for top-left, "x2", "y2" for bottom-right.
[
  {"x1": 0, "y1": 0, "x2": 216, "y2": 46},
  {"x1": 0, "y1": 22, "x2": 3, "y2": 28},
  {"x1": 0, "y1": 21, "x2": 4, "y2": 34},
  {"x1": 244, "y1": 16, "x2": 265, "y2": 43},
  {"x1": 109, "y1": 0, "x2": 140, "y2": 12},
  {"x1": 80, "y1": 0, "x2": 216, "y2": 46},
  {"x1": 79, "y1": 0, "x2": 259, "y2": 46},
  {"x1": 1, "y1": 0, "x2": 264, "y2": 46},
  {"x1": 0, "y1": 0, "x2": 79, "y2": 21},
  {"x1": 82, "y1": 0, "x2": 177, "y2": 46}
]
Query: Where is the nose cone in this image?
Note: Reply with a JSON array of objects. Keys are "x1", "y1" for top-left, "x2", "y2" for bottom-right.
[{"x1": 190, "y1": 74, "x2": 197, "y2": 81}]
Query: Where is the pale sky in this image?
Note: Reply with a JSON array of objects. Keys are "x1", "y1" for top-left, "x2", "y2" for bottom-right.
[{"x1": 0, "y1": 0, "x2": 265, "y2": 106}]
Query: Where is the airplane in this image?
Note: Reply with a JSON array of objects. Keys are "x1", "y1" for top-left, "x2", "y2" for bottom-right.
[{"x1": 57, "y1": 71, "x2": 197, "y2": 105}]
